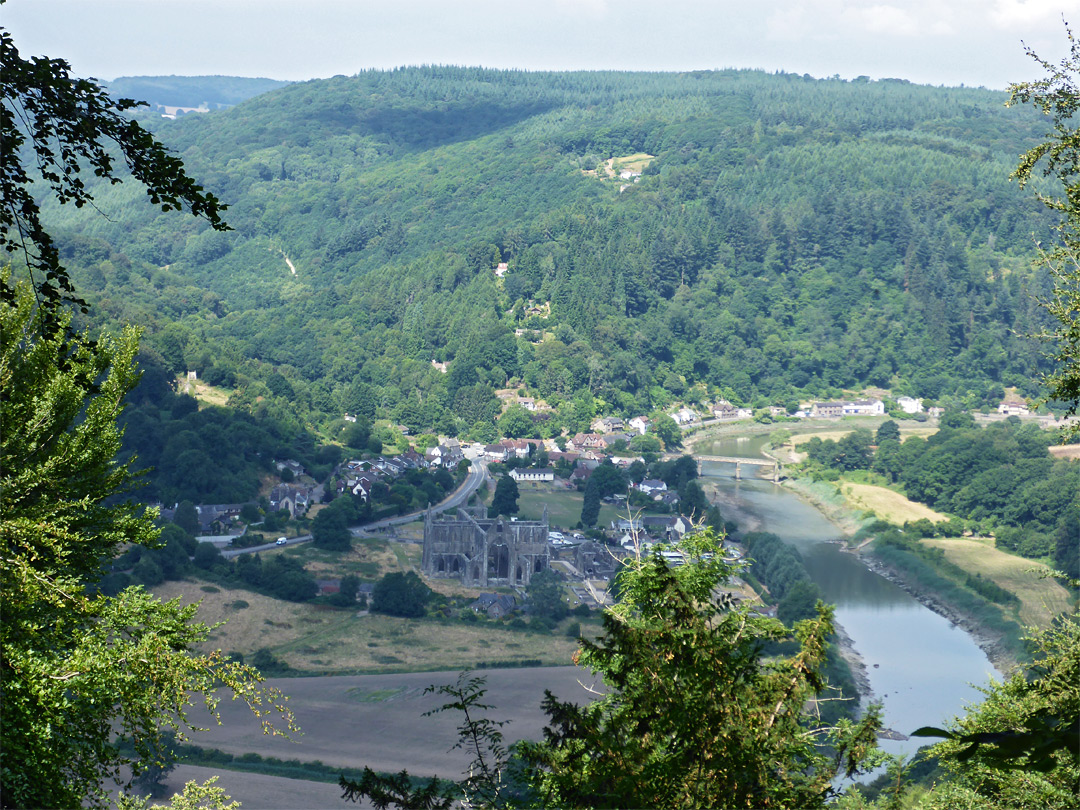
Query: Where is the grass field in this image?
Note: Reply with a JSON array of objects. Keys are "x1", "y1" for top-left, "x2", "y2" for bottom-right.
[
  {"x1": 838, "y1": 480, "x2": 947, "y2": 524},
  {"x1": 281, "y1": 535, "x2": 404, "y2": 579},
  {"x1": 516, "y1": 485, "x2": 667, "y2": 530},
  {"x1": 1048, "y1": 444, "x2": 1080, "y2": 460},
  {"x1": 790, "y1": 426, "x2": 938, "y2": 447},
  {"x1": 920, "y1": 536, "x2": 1075, "y2": 628},
  {"x1": 153, "y1": 578, "x2": 584, "y2": 673}
]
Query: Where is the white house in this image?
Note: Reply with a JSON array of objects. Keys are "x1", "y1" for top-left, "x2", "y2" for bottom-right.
[
  {"x1": 637, "y1": 479, "x2": 668, "y2": 496},
  {"x1": 998, "y1": 399, "x2": 1031, "y2": 416},
  {"x1": 841, "y1": 400, "x2": 886, "y2": 416},
  {"x1": 628, "y1": 415, "x2": 652, "y2": 435},
  {"x1": 897, "y1": 396, "x2": 924, "y2": 414},
  {"x1": 671, "y1": 407, "x2": 697, "y2": 425},
  {"x1": 509, "y1": 467, "x2": 555, "y2": 483}
]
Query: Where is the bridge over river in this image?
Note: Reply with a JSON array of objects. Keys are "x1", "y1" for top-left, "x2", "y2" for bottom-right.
[{"x1": 696, "y1": 455, "x2": 781, "y2": 482}]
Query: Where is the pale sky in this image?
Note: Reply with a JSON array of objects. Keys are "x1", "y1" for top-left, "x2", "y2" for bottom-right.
[{"x1": 4, "y1": 0, "x2": 1079, "y2": 89}]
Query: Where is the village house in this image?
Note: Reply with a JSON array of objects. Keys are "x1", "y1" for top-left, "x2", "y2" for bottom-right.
[
  {"x1": 637, "y1": 479, "x2": 668, "y2": 496},
  {"x1": 192, "y1": 503, "x2": 248, "y2": 536},
  {"x1": 501, "y1": 438, "x2": 534, "y2": 459},
  {"x1": 811, "y1": 401, "x2": 845, "y2": 418},
  {"x1": 517, "y1": 396, "x2": 537, "y2": 411},
  {"x1": 426, "y1": 442, "x2": 464, "y2": 467},
  {"x1": 509, "y1": 467, "x2": 555, "y2": 483},
  {"x1": 268, "y1": 486, "x2": 312, "y2": 518},
  {"x1": 659, "y1": 491, "x2": 681, "y2": 507},
  {"x1": 470, "y1": 592, "x2": 517, "y2": 619},
  {"x1": 998, "y1": 399, "x2": 1031, "y2": 416},
  {"x1": 600, "y1": 432, "x2": 634, "y2": 449},
  {"x1": 897, "y1": 396, "x2": 924, "y2": 414},
  {"x1": 712, "y1": 400, "x2": 752, "y2": 420},
  {"x1": 591, "y1": 416, "x2": 625, "y2": 433},
  {"x1": 484, "y1": 444, "x2": 509, "y2": 462},
  {"x1": 570, "y1": 465, "x2": 593, "y2": 485},
  {"x1": 400, "y1": 450, "x2": 428, "y2": 469},
  {"x1": 571, "y1": 433, "x2": 606, "y2": 450},
  {"x1": 494, "y1": 262, "x2": 509, "y2": 278},
  {"x1": 628, "y1": 415, "x2": 652, "y2": 434},
  {"x1": 431, "y1": 360, "x2": 448, "y2": 374},
  {"x1": 373, "y1": 457, "x2": 406, "y2": 476},
  {"x1": 842, "y1": 400, "x2": 886, "y2": 416},
  {"x1": 274, "y1": 458, "x2": 306, "y2": 477},
  {"x1": 642, "y1": 515, "x2": 694, "y2": 542},
  {"x1": 350, "y1": 476, "x2": 376, "y2": 501},
  {"x1": 671, "y1": 407, "x2": 697, "y2": 425}
]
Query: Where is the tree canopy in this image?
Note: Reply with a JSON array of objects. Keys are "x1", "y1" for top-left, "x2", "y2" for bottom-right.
[
  {"x1": 490, "y1": 474, "x2": 520, "y2": 517},
  {"x1": 372, "y1": 571, "x2": 432, "y2": 618}
]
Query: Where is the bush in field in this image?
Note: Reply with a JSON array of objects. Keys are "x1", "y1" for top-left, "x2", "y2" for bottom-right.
[{"x1": 372, "y1": 572, "x2": 432, "y2": 618}]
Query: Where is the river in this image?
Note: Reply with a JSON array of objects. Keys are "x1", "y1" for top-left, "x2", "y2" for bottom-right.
[{"x1": 698, "y1": 434, "x2": 999, "y2": 761}]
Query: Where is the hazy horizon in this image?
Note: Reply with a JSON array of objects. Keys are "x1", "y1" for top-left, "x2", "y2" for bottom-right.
[{"x1": 5, "y1": 0, "x2": 1079, "y2": 91}]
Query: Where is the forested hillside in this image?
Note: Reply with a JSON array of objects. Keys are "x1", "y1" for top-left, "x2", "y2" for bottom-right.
[{"x1": 42, "y1": 67, "x2": 1059, "y2": 439}]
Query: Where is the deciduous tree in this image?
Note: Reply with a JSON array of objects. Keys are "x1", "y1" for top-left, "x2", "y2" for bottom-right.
[
  {"x1": 518, "y1": 529, "x2": 885, "y2": 808},
  {"x1": 490, "y1": 474, "x2": 520, "y2": 517},
  {"x1": 372, "y1": 571, "x2": 432, "y2": 618},
  {"x1": 0, "y1": 26, "x2": 228, "y2": 327},
  {"x1": 1008, "y1": 26, "x2": 1080, "y2": 440},
  {"x1": 0, "y1": 282, "x2": 293, "y2": 809}
]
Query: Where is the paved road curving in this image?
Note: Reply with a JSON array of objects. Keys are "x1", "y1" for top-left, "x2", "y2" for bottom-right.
[{"x1": 224, "y1": 460, "x2": 487, "y2": 557}]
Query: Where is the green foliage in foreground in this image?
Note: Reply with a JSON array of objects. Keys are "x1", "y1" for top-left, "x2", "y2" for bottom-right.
[
  {"x1": 837, "y1": 610, "x2": 1080, "y2": 810},
  {"x1": 0, "y1": 282, "x2": 295, "y2": 810},
  {"x1": 913, "y1": 613, "x2": 1080, "y2": 810},
  {"x1": 344, "y1": 529, "x2": 886, "y2": 809}
]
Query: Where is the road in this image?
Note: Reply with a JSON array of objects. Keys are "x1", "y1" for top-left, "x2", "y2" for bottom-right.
[
  {"x1": 223, "y1": 460, "x2": 488, "y2": 557},
  {"x1": 349, "y1": 458, "x2": 489, "y2": 536}
]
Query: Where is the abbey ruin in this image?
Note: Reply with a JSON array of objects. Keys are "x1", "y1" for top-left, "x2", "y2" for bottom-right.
[{"x1": 422, "y1": 504, "x2": 550, "y2": 587}]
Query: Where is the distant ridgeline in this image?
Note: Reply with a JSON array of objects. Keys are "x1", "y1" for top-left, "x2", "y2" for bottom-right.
[
  {"x1": 47, "y1": 67, "x2": 1060, "y2": 438},
  {"x1": 104, "y1": 75, "x2": 292, "y2": 115}
]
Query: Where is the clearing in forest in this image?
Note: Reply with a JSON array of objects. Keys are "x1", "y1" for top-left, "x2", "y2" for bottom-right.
[
  {"x1": 582, "y1": 152, "x2": 656, "y2": 179},
  {"x1": 176, "y1": 374, "x2": 231, "y2": 407},
  {"x1": 920, "y1": 536, "x2": 1074, "y2": 628}
]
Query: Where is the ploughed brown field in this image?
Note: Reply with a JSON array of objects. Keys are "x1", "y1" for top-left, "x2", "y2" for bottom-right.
[{"x1": 185, "y1": 666, "x2": 602, "y2": 777}]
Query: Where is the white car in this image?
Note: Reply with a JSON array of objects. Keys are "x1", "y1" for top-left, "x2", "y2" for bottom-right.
[{"x1": 276, "y1": 537, "x2": 287, "y2": 545}]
